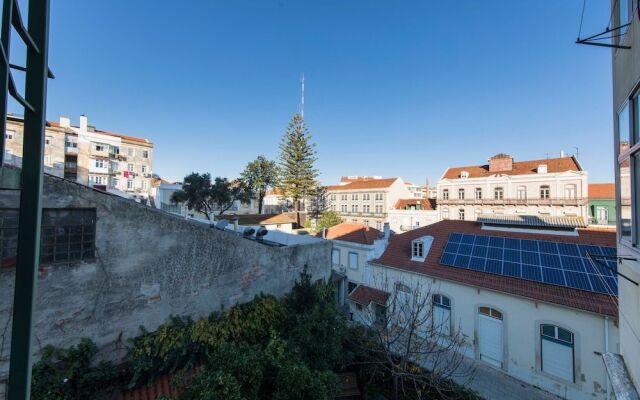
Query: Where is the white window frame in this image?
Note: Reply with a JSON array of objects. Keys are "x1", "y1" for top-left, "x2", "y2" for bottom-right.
[
  {"x1": 458, "y1": 188, "x2": 465, "y2": 200},
  {"x1": 432, "y1": 294, "x2": 452, "y2": 336},
  {"x1": 442, "y1": 189, "x2": 449, "y2": 200},
  {"x1": 540, "y1": 185, "x2": 550, "y2": 200},
  {"x1": 458, "y1": 209, "x2": 465, "y2": 220},
  {"x1": 540, "y1": 324, "x2": 575, "y2": 383},
  {"x1": 475, "y1": 187, "x2": 482, "y2": 200}
]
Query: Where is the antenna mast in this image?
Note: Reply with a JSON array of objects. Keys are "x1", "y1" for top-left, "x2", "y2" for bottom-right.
[{"x1": 300, "y1": 73, "x2": 305, "y2": 119}]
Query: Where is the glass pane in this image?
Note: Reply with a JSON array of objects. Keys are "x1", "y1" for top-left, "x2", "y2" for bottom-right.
[
  {"x1": 541, "y1": 324, "x2": 555, "y2": 337},
  {"x1": 619, "y1": 102, "x2": 630, "y2": 148},
  {"x1": 479, "y1": 306, "x2": 490, "y2": 316},
  {"x1": 442, "y1": 296, "x2": 451, "y2": 307},
  {"x1": 635, "y1": 96, "x2": 640, "y2": 144},
  {"x1": 491, "y1": 309, "x2": 503, "y2": 319},
  {"x1": 557, "y1": 327, "x2": 573, "y2": 344},
  {"x1": 620, "y1": 158, "x2": 632, "y2": 242}
]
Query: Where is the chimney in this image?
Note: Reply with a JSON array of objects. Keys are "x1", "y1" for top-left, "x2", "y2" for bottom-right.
[
  {"x1": 383, "y1": 222, "x2": 390, "y2": 239},
  {"x1": 488, "y1": 153, "x2": 513, "y2": 172},
  {"x1": 79, "y1": 115, "x2": 88, "y2": 132},
  {"x1": 59, "y1": 116, "x2": 70, "y2": 128},
  {"x1": 560, "y1": 150, "x2": 565, "y2": 158}
]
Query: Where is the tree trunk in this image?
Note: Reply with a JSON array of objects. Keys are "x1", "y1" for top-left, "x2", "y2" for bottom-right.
[
  {"x1": 258, "y1": 193, "x2": 264, "y2": 214},
  {"x1": 394, "y1": 374, "x2": 399, "y2": 400}
]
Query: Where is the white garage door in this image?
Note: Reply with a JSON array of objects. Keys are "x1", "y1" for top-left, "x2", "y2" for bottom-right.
[
  {"x1": 541, "y1": 324, "x2": 574, "y2": 382},
  {"x1": 478, "y1": 307, "x2": 503, "y2": 368}
]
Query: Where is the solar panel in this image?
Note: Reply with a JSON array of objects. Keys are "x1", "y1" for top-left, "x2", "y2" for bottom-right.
[{"x1": 440, "y1": 233, "x2": 617, "y2": 295}]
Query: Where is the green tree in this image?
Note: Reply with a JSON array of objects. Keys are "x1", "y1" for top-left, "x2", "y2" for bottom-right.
[
  {"x1": 316, "y1": 211, "x2": 343, "y2": 233},
  {"x1": 277, "y1": 114, "x2": 318, "y2": 213},
  {"x1": 171, "y1": 173, "x2": 253, "y2": 220},
  {"x1": 240, "y1": 156, "x2": 279, "y2": 214}
]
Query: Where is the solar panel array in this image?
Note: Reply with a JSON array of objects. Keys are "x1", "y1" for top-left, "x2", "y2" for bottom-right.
[{"x1": 439, "y1": 233, "x2": 617, "y2": 295}]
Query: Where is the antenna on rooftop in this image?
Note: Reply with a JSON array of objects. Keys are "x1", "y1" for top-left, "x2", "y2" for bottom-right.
[
  {"x1": 573, "y1": 146, "x2": 580, "y2": 160},
  {"x1": 300, "y1": 73, "x2": 305, "y2": 119}
]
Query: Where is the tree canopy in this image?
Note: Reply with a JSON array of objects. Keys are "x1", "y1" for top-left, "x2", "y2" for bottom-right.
[
  {"x1": 277, "y1": 114, "x2": 318, "y2": 212},
  {"x1": 240, "y1": 156, "x2": 279, "y2": 214},
  {"x1": 171, "y1": 172, "x2": 253, "y2": 220}
]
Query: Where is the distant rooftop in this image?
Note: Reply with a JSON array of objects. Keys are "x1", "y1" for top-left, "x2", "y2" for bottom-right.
[{"x1": 442, "y1": 155, "x2": 581, "y2": 179}]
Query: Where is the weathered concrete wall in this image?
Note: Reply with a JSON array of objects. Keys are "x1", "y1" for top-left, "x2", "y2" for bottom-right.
[{"x1": 0, "y1": 173, "x2": 331, "y2": 379}]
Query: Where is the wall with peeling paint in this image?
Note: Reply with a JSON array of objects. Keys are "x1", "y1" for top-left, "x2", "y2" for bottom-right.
[{"x1": 0, "y1": 173, "x2": 331, "y2": 379}]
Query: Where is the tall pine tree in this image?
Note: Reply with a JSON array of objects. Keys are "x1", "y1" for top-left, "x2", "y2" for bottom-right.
[{"x1": 278, "y1": 114, "x2": 318, "y2": 213}]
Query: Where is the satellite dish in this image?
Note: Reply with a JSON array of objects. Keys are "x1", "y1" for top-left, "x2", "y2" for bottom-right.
[
  {"x1": 256, "y1": 227, "x2": 268, "y2": 239},
  {"x1": 215, "y1": 220, "x2": 230, "y2": 230},
  {"x1": 243, "y1": 227, "x2": 256, "y2": 236}
]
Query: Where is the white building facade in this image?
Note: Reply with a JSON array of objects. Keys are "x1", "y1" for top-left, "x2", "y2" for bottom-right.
[
  {"x1": 386, "y1": 198, "x2": 439, "y2": 233},
  {"x1": 437, "y1": 154, "x2": 588, "y2": 223}
]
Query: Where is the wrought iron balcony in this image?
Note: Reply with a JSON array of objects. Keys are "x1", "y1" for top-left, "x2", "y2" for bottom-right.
[{"x1": 437, "y1": 197, "x2": 588, "y2": 206}]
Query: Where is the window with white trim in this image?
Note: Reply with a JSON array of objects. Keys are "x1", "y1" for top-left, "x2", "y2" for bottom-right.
[
  {"x1": 458, "y1": 209, "x2": 465, "y2": 220},
  {"x1": 442, "y1": 189, "x2": 449, "y2": 200},
  {"x1": 127, "y1": 180, "x2": 134, "y2": 190},
  {"x1": 458, "y1": 188, "x2": 465, "y2": 200},
  {"x1": 5, "y1": 130, "x2": 14, "y2": 139},
  {"x1": 475, "y1": 187, "x2": 482, "y2": 200},
  {"x1": 348, "y1": 252, "x2": 358, "y2": 270},
  {"x1": 540, "y1": 185, "x2": 550, "y2": 199},
  {"x1": 142, "y1": 150, "x2": 149, "y2": 159},
  {"x1": 95, "y1": 159, "x2": 106, "y2": 168},
  {"x1": 141, "y1": 165, "x2": 148, "y2": 174},
  {"x1": 412, "y1": 240, "x2": 424, "y2": 259},
  {"x1": 540, "y1": 324, "x2": 575, "y2": 383},
  {"x1": 494, "y1": 187, "x2": 504, "y2": 200},
  {"x1": 432, "y1": 294, "x2": 451, "y2": 336},
  {"x1": 127, "y1": 163, "x2": 134, "y2": 172},
  {"x1": 517, "y1": 186, "x2": 527, "y2": 200},
  {"x1": 564, "y1": 184, "x2": 576, "y2": 199},
  {"x1": 442, "y1": 207, "x2": 449, "y2": 220}
]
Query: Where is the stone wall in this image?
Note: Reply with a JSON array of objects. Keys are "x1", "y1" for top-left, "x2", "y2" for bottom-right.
[{"x1": 0, "y1": 172, "x2": 331, "y2": 379}]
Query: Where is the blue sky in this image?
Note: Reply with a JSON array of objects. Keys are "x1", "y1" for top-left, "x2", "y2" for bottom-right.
[{"x1": 11, "y1": 1, "x2": 614, "y2": 185}]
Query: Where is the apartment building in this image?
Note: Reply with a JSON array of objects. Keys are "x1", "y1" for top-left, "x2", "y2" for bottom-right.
[
  {"x1": 607, "y1": 0, "x2": 640, "y2": 395},
  {"x1": 588, "y1": 183, "x2": 616, "y2": 227},
  {"x1": 351, "y1": 220, "x2": 618, "y2": 400},
  {"x1": 326, "y1": 176, "x2": 413, "y2": 230},
  {"x1": 386, "y1": 198, "x2": 439, "y2": 232},
  {"x1": 5, "y1": 114, "x2": 154, "y2": 202},
  {"x1": 437, "y1": 153, "x2": 588, "y2": 223}
]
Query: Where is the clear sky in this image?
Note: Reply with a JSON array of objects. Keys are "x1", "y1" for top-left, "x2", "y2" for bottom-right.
[{"x1": 10, "y1": 1, "x2": 614, "y2": 185}]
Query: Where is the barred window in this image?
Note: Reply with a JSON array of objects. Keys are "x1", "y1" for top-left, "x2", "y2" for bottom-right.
[{"x1": 0, "y1": 208, "x2": 96, "y2": 267}]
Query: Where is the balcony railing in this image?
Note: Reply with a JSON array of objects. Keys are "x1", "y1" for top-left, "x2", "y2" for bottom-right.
[
  {"x1": 337, "y1": 210, "x2": 386, "y2": 217},
  {"x1": 437, "y1": 197, "x2": 587, "y2": 206}
]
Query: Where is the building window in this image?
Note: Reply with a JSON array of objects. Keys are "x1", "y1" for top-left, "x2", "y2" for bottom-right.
[
  {"x1": 5, "y1": 130, "x2": 14, "y2": 139},
  {"x1": 442, "y1": 207, "x2": 449, "y2": 220},
  {"x1": 341, "y1": 194, "x2": 348, "y2": 201},
  {"x1": 341, "y1": 204, "x2": 347, "y2": 212},
  {"x1": 458, "y1": 209, "x2": 465, "y2": 220},
  {"x1": 0, "y1": 208, "x2": 96, "y2": 264},
  {"x1": 375, "y1": 205, "x2": 383, "y2": 214},
  {"x1": 95, "y1": 143, "x2": 106, "y2": 152},
  {"x1": 363, "y1": 219, "x2": 369, "y2": 226},
  {"x1": 352, "y1": 204, "x2": 358, "y2": 213},
  {"x1": 363, "y1": 204, "x2": 370, "y2": 213},
  {"x1": 352, "y1": 194, "x2": 358, "y2": 201},
  {"x1": 94, "y1": 159, "x2": 105, "y2": 168},
  {"x1": 127, "y1": 180, "x2": 134, "y2": 190},
  {"x1": 331, "y1": 249, "x2": 340, "y2": 266},
  {"x1": 348, "y1": 252, "x2": 358, "y2": 270},
  {"x1": 494, "y1": 187, "x2": 504, "y2": 200},
  {"x1": 540, "y1": 324, "x2": 575, "y2": 383},
  {"x1": 330, "y1": 194, "x2": 336, "y2": 201},
  {"x1": 564, "y1": 184, "x2": 577, "y2": 199},
  {"x1": 65, "y1": 140, "x2": 77, "y2": 148},
  {"x1": 142, "y1": 181, "x2": 148, "y2": 190},
  {"x1": 142, "y1": 150, "x2": 149, "y2": 159},
  {"x1": 517, "y1": 186, "x2": 527, "y2": 200},
  {"x1": 375, "y1": 193, "x2": 383, "y2": 201},
  {"x1": 376, "y1": 221, "x2": 382, "y2": 230},
  {"x1": 348, "y1": 281, "x2": 357, "y2": 293},
  {"x1": 45, "y1": 136, "x2": 51, "y2": 145},
  {"x1": 475, "y1": 188, "x2": 482, "y2": 200},
  {"x1": 363, "y1": 193, "x2": 370, "y2": 201},
  {"x1": 458, "y1": 188, "x2": 465, "y2": 200},
  {"x1": 412, "y1": 240, "x2": 424, "y2": 258},
  {"x1": 479, "y1": 306, "x2": 503, "y2": 320},
  {"x1": 432, "y1": 294, "x2": 451, "y2": 336},
  {"x1": 442, "y1": 189, "x2": 449, "y2": 200},
  {"x1": 111, "y1": 146, "x2": 120, "y2": 155},
  {"x1": 127, "y1": 163, "x2": 134, "y2": 172},
  {"x1": 128, "y1": 148, "x2": 134, "y2": 157},
  {"x1": 141, "y1": 165, "x2": 148, "y2": 174},
  {"x1": 540, "y1": 185, "x2": 550, "y2": 199},
  {"x1": 110, "y1": 177, "x2": 118, "y2": 187},
  {"x1": 619, "y1": 100, "x2": 633, "y2": 242}
]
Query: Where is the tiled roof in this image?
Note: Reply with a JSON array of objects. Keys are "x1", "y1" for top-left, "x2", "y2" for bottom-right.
[
  {"x1": 393, "y1": 198, "x2": 437, "y2": 210},
  {"x1": 589, "y1": 183, "x2": 615, "y2": 200},
  {"x1": 326, "y1": 178, "x2": 398, "y2": 191},
  {"x1": 442, "y1": 156, "x2": 581, "y2": 179},
  {"x1": 477, "y1": 214, "x2": 587, "y2": 228},
  {"x1": 46, "y1": 121, "x2": 151, "y2": 145},
  {"x1": 340, "y1": 176, "x2": 382, "y2": 183},
  {"x1": 318, "y1": 223, "x2": 382, "y2": 245},
  {"x1": 217, "y1": 213, "x2": 296, "y2": 225},
  {"x1": 348, "y1": 284, "x2": 390, "y2": 306},
  {"x1": 373, "y1": 220, "x2": 617, "y2": 316}
]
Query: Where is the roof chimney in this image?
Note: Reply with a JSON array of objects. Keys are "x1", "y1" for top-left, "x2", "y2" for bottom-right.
[
  {"x1": 383, "y1": 222, "x2": 390, "y2": 239},
  {"x1": 59, "y1": 116, "x2": 70, "y2": 128},
  {"x1": 560, "y1": 150, "x2": 565, "y2": 158},
  {"x1": 488, "y1": 153, "x2": 513, "y2": 172},
  {"x1": 79, "y1": 115, "x2": 88, "y2": 132}
]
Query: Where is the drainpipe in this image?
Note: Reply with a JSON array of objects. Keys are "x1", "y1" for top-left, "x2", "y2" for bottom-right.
[{"x1": 604, "y1": 316, "x2": 610, "y2": 400}]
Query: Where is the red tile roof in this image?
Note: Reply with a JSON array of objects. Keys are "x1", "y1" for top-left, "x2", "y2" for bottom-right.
[
  {"x1": 318, "y1": 223, "x2": 382, "y2": 245},
  {"x1": 442, "y1": 156, "x2": 581, "y2": 179},
  {"x1": 589, "y1": 183, "x2": 615, "y2": 200},
  {"x1": 372, "y1": 220, "x2": 617, "y2": 316},
  {"x1": 326, "y1": 178, "x2": 398, "y2": 191},
  {"x1": 348, "y1": 284, "x2": 390, "y2": 306},
  {"x1": 393, "y1": 198, "x2": 437, "y2": 210},
  {"x1": 217, "y1": 213, "x2": 296, "y2": 225}
]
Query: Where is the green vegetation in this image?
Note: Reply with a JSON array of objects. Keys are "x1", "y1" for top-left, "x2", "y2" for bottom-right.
[
  {"x1": 277, "y1": 114, "x2": 319, "y2": 212},
  {"x1": 30, "y1": 272, "x2": 479, "y2": 400},
  {"x1": 316, "y1": 210, "x2": 343, "y2": 232},
  {"x1": 239, "y1": 155, "x2": 280, "y2": 214}
]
